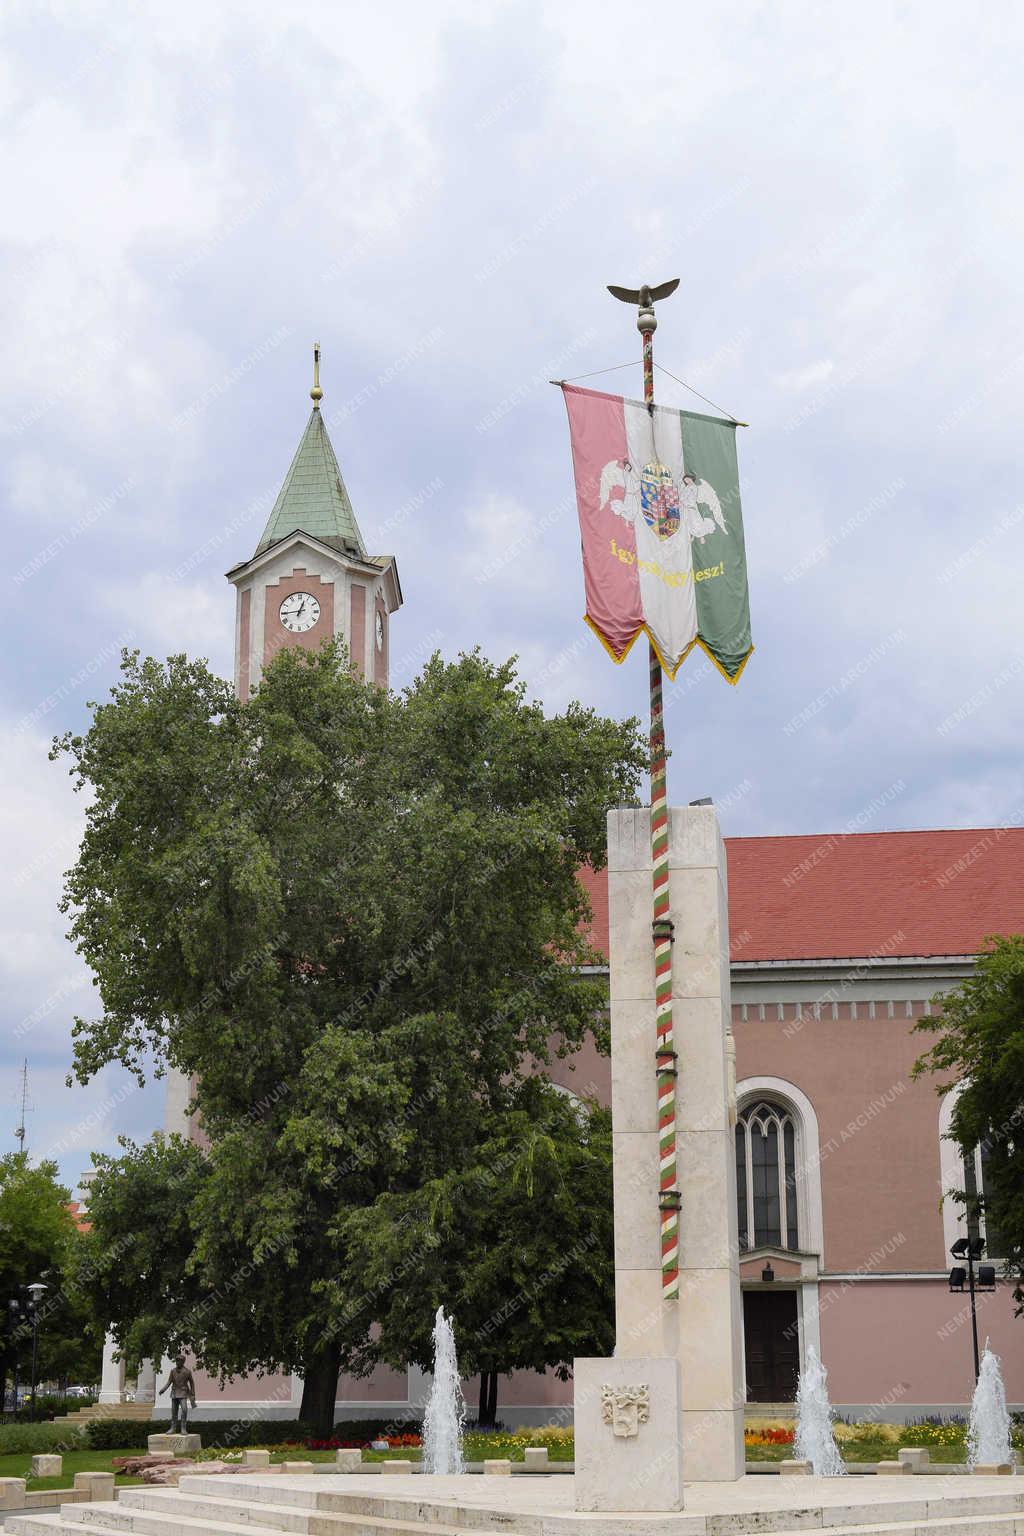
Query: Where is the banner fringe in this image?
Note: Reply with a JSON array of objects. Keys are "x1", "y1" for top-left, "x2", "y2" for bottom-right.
[{"x1": 583, "y1": 614, "x2": 754, "y2": 686}]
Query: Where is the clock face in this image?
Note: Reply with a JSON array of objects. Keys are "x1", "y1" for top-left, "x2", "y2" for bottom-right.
[
  {"x1": 375, "y1": 611, "x2": 384, "y2": 651},
  {"x1": 280, "y1": 591, "x2": 321, "y2": 633}
]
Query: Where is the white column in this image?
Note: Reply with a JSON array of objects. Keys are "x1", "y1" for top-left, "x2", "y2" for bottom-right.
[
  {"x1": 163, "y1": 1068, "x2": 191, "y2": 1136},
  {"x1": 98, "y1": 1332, "x2": 126, "y2": 1405},
  {"x1": 606, "y1": 805, "x2": 744, "y2": 1483},
  {"x1": 136, "y1": 1358, "x2": 156, "y2": 1403}
]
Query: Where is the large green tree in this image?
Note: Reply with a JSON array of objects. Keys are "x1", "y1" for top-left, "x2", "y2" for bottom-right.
[
  {"x1": 0, "y1": 1154, "x2": 99, "y2": 1403},
  {"x1": 340, "y1": 1081, "x2": 615, "y2": 1426},
  {"x1": 914, "y1": 934, "x2": 1024, "y2": 1309},
  {"x1": 58, "y1": 643, "x2": 643, "y2": 1430}
]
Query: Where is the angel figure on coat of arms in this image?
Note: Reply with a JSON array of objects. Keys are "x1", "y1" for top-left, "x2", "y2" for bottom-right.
[{"x1": 599, "y1": 458, "x2": 728, "y2": 545}]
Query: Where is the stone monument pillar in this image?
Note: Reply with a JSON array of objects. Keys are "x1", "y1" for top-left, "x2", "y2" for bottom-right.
[
  {"x1": 135, "y1": 1358, "x2": 157, "y2": 1405},
  {"x1": 98, "y1": 1331, "x2": 126, "y2": 1405},
  {"x1": 575, "y1": 806, "x2": 744, "y2": 1507}
]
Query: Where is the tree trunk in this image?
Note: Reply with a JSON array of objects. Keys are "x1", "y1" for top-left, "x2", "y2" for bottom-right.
[
  {"x1": 298, "y1": 1343, "x2": 342, "y2": 1436},
  {"x1": 477, "y1": 1368, "x2": 498, "y2": 1429}
]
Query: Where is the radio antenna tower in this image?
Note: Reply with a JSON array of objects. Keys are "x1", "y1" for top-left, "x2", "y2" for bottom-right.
[{"x1": 14, "y1": 1058, "x2": 32, "y2": 1154}]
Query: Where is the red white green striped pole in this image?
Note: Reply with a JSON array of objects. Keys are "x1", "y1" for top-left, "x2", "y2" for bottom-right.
[{"x1": 637, "y1": 291, "x2": 681, "y2": 1300}]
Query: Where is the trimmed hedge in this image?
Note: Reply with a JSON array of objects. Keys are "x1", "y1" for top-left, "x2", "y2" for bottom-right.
[
  {"x1": 85, "y1": 1417, "x2": 316, "y2": 1451},
  {"x1": 331, "y1": 1418, "x2": 422, "y2": 1442},
  {"x1": 0, "y1": 1421, "x2": 88, "y2": 1454}
]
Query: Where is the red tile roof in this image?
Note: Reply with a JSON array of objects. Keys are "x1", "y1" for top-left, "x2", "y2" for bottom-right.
[{"x1": 579, "y1": 828, "x2": 1024, "y2": 962}]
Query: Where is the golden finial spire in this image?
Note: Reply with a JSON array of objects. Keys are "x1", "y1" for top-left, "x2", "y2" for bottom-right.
[{"x1": 310, "y1": 341, "x2": 323, "y2": 408}]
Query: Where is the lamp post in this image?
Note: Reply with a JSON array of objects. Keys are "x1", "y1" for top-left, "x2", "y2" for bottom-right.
[
  {"x1": 7, "y1": 1284, "x2": 47, "y2": 1420},
  {"x1": 948, "y1": 1236, "x2": 995, "y2": 1383},
  {"x1": 26, "y1": 1283, "x2": 46, "y2": 1422}
]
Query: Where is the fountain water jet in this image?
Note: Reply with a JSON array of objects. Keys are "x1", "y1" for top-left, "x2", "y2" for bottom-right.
[
  {"x1": 422, "y1": 1305, "x2": 466, "y2": 1474},
  {"x1": 794, "y1": 1344, "x2": 846, "y2": 1476},
  {"x1": 967, "y1": 1341, "x2": 1012, "y2": 1469}
]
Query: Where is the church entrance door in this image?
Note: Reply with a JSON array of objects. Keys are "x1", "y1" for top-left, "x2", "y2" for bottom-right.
[{"x1": 743, "y1": 1289, "x2": 799, "y2": 1402}]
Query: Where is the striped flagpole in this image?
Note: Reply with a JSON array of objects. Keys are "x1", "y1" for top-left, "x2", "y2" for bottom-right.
[{"x1": 639, "y1": 294, "x2": 681, "y2": 1301}]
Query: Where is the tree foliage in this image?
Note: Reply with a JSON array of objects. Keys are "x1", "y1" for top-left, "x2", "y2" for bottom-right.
[
  {"x1": 914, "y1": 934, "x2": 1024, "y2": 1310},
  {"x1": 57, "y1": 643, "x2": 644, "y2": 1429},
  {"x1": 0, "y1": 1154, "x2": 100, "y2": 1394}
]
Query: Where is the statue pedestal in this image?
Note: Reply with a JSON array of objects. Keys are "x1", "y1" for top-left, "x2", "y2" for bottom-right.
[{"x1": 148, "y1": 1433, "x2": 201, "y2": 1457}]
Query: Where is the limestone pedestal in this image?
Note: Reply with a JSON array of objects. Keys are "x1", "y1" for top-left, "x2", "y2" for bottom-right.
[
  {"x1": 148, "y1": 1432, "x2": 201, "y2": 1456},
  {"x1": 29, "y1": 1455, "x2": 62, "y2": 1478},
  {"x1": 574, "y1": 1356, "x2": 683, "y2": 1512},
  {"x1": 605, "y1": 806, "x2": 745, "y2": 1485}
]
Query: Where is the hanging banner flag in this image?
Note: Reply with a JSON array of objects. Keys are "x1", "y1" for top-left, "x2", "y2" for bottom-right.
[{"x1": 562, "y1": 383, "x2": 753, "y2": 682}]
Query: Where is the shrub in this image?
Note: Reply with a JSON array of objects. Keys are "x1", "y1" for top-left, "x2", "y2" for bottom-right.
[
  {"x1": 330, "y1": 1418, "x2": 422, "y2": 1442},
  {"x1": 85, "y1": 1419, "x2": 153, "y2": 1450},
  {"x1": 87, "y1": 1417, "x2": 319, "y2": 1451},
  {"x1": 0, "y1": 1421, "x2": 88, "y2": 1455}
]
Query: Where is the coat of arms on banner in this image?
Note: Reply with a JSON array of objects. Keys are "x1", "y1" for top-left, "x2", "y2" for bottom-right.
[
  {"x1": 600, "y1": 458, "x2": 728, "y2": 545},
  {"x1": 601, "y1": 1382, "x2": 651, "y2": 1438}
]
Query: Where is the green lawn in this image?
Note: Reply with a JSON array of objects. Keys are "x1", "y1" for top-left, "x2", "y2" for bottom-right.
[
  {"x1": 0, "y1": 1449, "x2": 146, "y2": 1492},
  {"x1": 746, "y1": 1440, "x2": 968, "y2": 1464}
]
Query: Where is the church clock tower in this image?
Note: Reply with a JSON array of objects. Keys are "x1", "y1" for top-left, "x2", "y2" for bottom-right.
[{"x1": 226, "y1": 345, "x2": 402, "y2": 699}]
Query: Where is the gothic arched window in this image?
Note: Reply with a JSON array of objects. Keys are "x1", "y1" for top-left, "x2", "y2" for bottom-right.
[{"x1": 735, "y1": 1099, "x2": 799, "y2": 1251}]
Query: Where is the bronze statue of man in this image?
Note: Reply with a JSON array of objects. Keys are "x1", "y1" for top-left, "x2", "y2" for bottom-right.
[{"x1": 157, "y1": 1355, "x2": 196, "y2": 1432}]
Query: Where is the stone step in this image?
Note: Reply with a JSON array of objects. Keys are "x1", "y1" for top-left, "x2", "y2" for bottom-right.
[
  {"x1": 758, "y1": 1518, "x2": 1024, "y2": 1536},
  {"x1": 121, "y1": 1489, "x2": 480, "y2": 1536},
  {"x1": 10, "y1": 1490, "x2": 1024, "y2": 1536},
  {"x1": 58, "y1": 1498, "x2": 288, "y2": 1536},
  {"x1": 178, "y1": 1478, "x2": 555, "y2": 1534},
  {"x1": 120, "y1": 1489, "x2": 316, "y2": 1531},
  {"x1": 183, "y1": 1481, "x2": 1024, "y2": 1536},
  {"x1": 6, "y1": 1519, "x2": 72, "y2": 1536}
]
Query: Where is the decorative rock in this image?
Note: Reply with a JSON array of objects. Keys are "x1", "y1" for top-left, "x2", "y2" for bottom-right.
[
  {"x1": 148, "y1": 1432, "x2": 202, "y2": 1455},
  {"x1": 370, "y1": 1439, "x2": 390, "y2": 1451},
  {"x1": 29, "y1": 1455, "x2": 62, "y2": 1478},
  {"x1": 0, "y1": 1479, "x2": 26, "y2": 1510},
  {"x1": 336, "y1": 1449, "x2": 362, "y2": 1472},
  {"x1": 524, "y1": 1446, "x2": 549, "y2": 1469},
  {"x1": 779, "y1": 1459, "x2": 812, "y2": 1475},
  {"x1": 243, "y1": 1449, "x2": 271, "y2": 1467},
  {"x1": 973, "y1": 1463, "x2": 1013, "y2": 1475},
  {"x1": 877, "y1": 1460, "x2": 913, "y2": 1475},
  {"x1": 74, "y1": 1471, "x2": 116, "y2": 1501},
  {"x1": 898, "y1": 1447, "x2": 930, "y2": 1470},
  {"x1": 484, "y1": 1459, "x2": 512, "y2": 1476},
  {"x1": 381, "y1": 1460, "x2": 413, "y2": 1474},
  {"x1": 279, "y1": 1460, "x2": 315, "y2": 1473}
]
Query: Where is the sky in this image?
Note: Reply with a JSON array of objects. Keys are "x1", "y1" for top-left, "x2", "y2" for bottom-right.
[{"x1": 2, "y1": 0, "x2": 1023, "y2": 1188}]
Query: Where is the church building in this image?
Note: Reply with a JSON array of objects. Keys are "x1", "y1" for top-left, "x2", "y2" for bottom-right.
[{"x1": 97, "y1": 360, "x2": 1022, "y2": 1426}]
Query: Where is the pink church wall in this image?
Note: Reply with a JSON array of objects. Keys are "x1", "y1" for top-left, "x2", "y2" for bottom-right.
[
  {"x1": 735, "y1": 1008, "x2": 946, "y2": 1272},
  {"x1": 263, "y1": 568, "x2": 334, "y2": 671},
  {"x1": 820, "y1": 1279, "x2": 1024, "y2": 1405},
  {"x1": 191, "y1": 1366, "x2": 291, "y2": 1403},
  {"x1": 336, "y1": 1363, "x2": 409, "y2": 1401}
]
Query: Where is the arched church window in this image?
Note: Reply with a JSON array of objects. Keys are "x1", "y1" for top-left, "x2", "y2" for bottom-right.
[
  {"x1": 962, "y1": 1138, "x2": 1004, "y2": 1260},
  {"x1": 735, "y1": 1099, "x2": 800, "y2": 1251}
]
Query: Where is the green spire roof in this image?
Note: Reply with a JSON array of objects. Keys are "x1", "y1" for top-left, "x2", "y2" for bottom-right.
[{"x1": 254, "y1": 406, "x2": 366, "y2": 559}]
